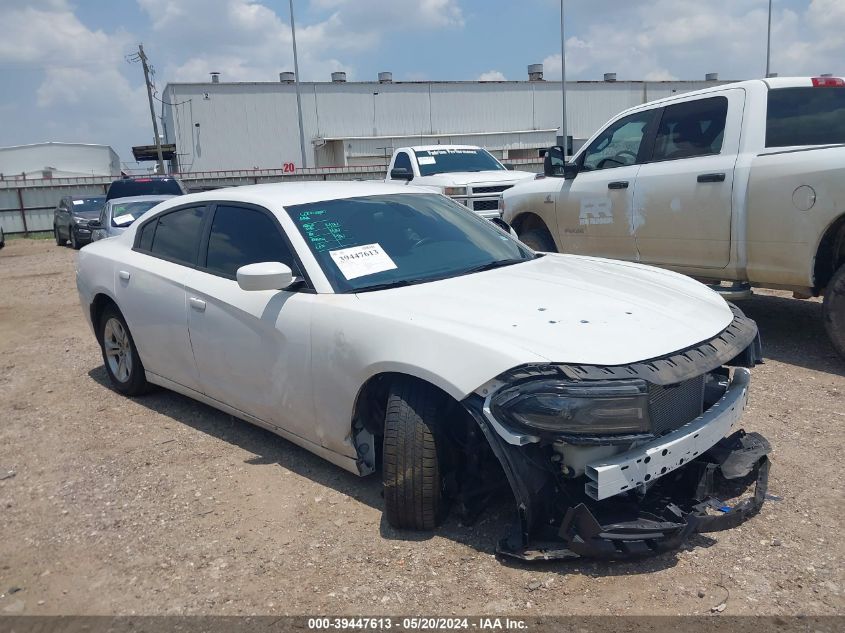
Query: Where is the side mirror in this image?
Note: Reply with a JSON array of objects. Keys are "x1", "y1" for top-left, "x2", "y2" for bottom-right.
[
  {"x1": 236, "y1": 262, "x2": 294, "y2": 291},
  {"x1": 87, "y1": 219, "x2": 102, "y2": 229},
  {"x1": 390, "y1": 167, "x2": 413, "y2": 181},
  {"x1": 562, "y1": 162, "x2": 579, "y2": 180}
]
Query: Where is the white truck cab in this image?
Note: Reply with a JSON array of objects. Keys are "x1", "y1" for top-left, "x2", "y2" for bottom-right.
[{"x1": 385, "y1": 145, "x2": 535, "y2": 219}]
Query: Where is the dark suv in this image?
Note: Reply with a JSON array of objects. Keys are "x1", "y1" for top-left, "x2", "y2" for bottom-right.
[
  {"x1": 54, "y1": 195, "x2": 106, "y2": 249},
  {"x1": 105, "y1": 176, "x2": 187, "y2": 201}
]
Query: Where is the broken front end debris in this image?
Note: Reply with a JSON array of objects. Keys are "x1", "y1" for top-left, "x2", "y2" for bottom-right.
[{"x1": 462, "y1": 304, "x2": 772, "y2": 561}]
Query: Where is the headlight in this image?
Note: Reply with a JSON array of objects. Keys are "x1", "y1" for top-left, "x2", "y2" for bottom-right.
[
  {"x1": 444, "y1": 186, "x2": 467, "y2": 197},
  {"x1": 73, "y1": 217, "x2": 90, "y2": 225},
  {"x1": 491, "y1": 379, "x2": 650, "y2": 435}
]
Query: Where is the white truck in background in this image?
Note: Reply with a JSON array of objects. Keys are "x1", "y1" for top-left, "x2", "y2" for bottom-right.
[
  {"x1": 501, "y1": 76, "x2": 845, "y2": 357},
  {"x1": 385, "y1": 145, "x2": 535, "y2": 219}
]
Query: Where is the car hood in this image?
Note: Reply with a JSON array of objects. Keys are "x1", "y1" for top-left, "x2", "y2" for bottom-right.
[
  {"x1": 354, "y1": 254, "x2": 734, "y2": 367},
  {"x1": 415, "y1": 171, "x2": 536, "y2": 188}
]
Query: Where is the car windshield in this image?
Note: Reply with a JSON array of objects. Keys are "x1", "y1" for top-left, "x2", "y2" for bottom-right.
[
  {"x1": 70, "y1": 197, "x2": 106, "y2": 218},
  {"x1": 287, "y1": 193, "x2": 534, "y2": 293},
  {"x1": 414, "y1": 149, "x2": 506, "y2": 176},
  {"x1": 110, "y1": 200, "x2": 165, "y2": 227}
]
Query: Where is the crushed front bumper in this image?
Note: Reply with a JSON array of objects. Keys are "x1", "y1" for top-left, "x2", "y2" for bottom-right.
[{"x1": 463, "y1": 370, "x2": 771, "y2": 562}]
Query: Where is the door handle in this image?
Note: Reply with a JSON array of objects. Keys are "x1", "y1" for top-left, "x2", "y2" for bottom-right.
[
  {"x1": 697, "y1": 173, "x2": 726, "y2": 183},
  {"x1": 118, "y1": 270, "x2": 131, "y2": 281},
  {"x1": 608, "y1": 181, "x2": 629, "y2": 189},
  {"x1": 189, "y1": 297, "x2": 207, "y2": 312}
]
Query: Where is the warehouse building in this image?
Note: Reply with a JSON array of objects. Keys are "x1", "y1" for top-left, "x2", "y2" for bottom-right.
[
  {"x1": 0, "y1": 142, "x2": 121, "y2": 180},
  {"x1": 161, "y1": 66, "x2": 729, "y2": 173}
]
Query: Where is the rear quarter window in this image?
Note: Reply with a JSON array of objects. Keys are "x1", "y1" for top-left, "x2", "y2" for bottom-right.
[{"x1": 766, "y1": 87, "x2": 845, "y2": 147}]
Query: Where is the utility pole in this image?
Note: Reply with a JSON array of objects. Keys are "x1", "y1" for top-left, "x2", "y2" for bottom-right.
[
  {"x1": 289, "y1": 0, "x2": 308, "y2": 169},
  {"x1": 137, "y1": 44, "x2": 165, "y2": 174},
  {"x1": 560, "y1": 0, "x2": 568, "y2": 157},
  {"x1": 765, "y1": 0, "x2": 773, "y2": 77}
]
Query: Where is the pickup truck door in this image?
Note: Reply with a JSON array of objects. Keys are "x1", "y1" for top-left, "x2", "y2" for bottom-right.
[
  {"x1": 632, "y1": 90, "x2": 745, "y2": 269},
  {"x1": 555, "y1": 109, "x2": 657, "y2": 260}
]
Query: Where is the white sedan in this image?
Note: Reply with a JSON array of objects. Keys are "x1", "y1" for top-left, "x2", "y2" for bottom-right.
[{"x1": 76, "y1": 181, "x2": 769, "y2": 560}]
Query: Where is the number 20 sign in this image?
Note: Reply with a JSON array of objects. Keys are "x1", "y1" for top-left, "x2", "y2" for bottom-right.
[{"x1": 282, "y1": 162, "x2": 296, "y2": 173}]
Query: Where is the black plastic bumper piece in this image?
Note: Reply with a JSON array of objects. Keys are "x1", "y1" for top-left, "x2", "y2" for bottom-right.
[{"x1": 495, "y1": 430, "x2": 771, "y2": 562}]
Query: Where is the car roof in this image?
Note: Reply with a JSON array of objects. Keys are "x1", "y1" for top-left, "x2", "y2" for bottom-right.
[{"x1": 150, "y1": 181, "x2": 433, "y2": 210}]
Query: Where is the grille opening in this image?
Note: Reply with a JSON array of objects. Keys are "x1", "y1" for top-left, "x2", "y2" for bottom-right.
[{"x1": 648, "y1": 375, "x2": 705, "y2": 435}]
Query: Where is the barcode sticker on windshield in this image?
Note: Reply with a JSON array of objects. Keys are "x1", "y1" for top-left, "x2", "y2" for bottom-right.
[
  {"x1": 329, "y1": 243, "x2": 397, "y2": 280},
  {"x1": 113, "y1": 214, "x2": 135, "y2": 226},
  {"x1": 417, "y1": 156, "x2": 436, "y2": 165}
]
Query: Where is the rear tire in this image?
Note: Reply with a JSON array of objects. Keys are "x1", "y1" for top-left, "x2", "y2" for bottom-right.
[
  {"x1": 382, "y1": 378, "x2": 446, "y2": 530},
  {"x1": 98, "y1": 304, "x2": 149, "y2": 396},
  {"x1": 519, "y1": 227, "x2": 557, "y2": 252},
  {"x1": 823, "y1": 263, "x2": 845, "y2": 359}
]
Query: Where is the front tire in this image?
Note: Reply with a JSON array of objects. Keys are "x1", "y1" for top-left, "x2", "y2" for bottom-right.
[
  {"x1": 98, "y1": 305, "x2": 148, "y2": 396},
  {"x1": 54, "y1": 226, "x2": 64, "y2": 246},
  {"x1": 823, "y1": 263, "x2": 845, "y2": 359},
  {"x1": 382, "y1": 378, "x2": 446, "y2": 530},
  {"x1": 519, "y1": 227, "x2": 557, "y2": 252},
  {"x1": 70, "y1": 229, "x2": 79, "y2": 250}
]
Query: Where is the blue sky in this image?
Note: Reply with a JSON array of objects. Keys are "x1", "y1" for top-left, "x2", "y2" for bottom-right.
[{"x1": 0, "y1": 0, "x2": 843, "y2": 171}]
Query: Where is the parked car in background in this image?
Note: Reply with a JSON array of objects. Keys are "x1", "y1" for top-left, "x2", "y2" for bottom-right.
[
  {"x1": 501, "y1": 76, "x2": 845, "y2": 357},
  {"x1": 384, "y1": 145, "x2": 535, "y2": 219},
  {"x1": 76, "y1": 181, "x2": 769, "y2": 560},
  {"x1": 0, "y1": 224, "x2": 4, "y2": 249},
  {"x1": 53, "y1": 195, "x2": 106, "y2": 249},
  {"x1": 90, "y1": 195, "x2": 175, "y2": 242},
  {"x1": 105, "y1": 176, "x2": 186, "y2": 202}
]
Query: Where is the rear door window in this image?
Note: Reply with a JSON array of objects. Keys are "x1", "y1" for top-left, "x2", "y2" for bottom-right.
[
  {"x1": 204, "y1": 205, "x2": 297, "y2": 278},
  {"x1": 766, "y1": 87, "x2": 845, "y2": 147},
  {"x1": 652, "y1": 97, "x2": 728, "y2": 161},
  {"x1": 148, "y1": 206, "x2": 206, "y2": 266}
]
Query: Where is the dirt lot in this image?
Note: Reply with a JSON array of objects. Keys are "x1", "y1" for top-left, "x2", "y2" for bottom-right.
[{"x1": 0, "y1": 238, "x2": 843, "y2": 617}]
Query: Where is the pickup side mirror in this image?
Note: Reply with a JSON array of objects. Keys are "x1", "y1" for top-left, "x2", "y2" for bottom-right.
[
  {"x1": 562, "y1": 163, "x2": 579, "y2": 180},
  {"x1": 236, "y1": 262, "x2": 294, "y2": 291},
  {"x1": 543, "y1": 146, "x2": 567, "y2": 178},
  {"x1": 87, "y1": 219, "x2": 102, "y2": 229},
  {"x1": 390, "y1": 167, "x2": 413, "y2": 181}
]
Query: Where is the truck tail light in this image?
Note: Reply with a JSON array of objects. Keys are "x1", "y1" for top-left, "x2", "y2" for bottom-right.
[{"x1": 811, "y1": 77, "x2": 845, "y2": 87}]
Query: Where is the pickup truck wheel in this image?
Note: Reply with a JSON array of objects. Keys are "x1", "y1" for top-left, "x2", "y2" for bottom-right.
[
  {"x1": 823, "y1": 264, "x2": 845, "y2": 359},
  {"x1": 382, "y1": 378, "x2": 446, "y2": 530},
  {"x1": 519, "y1": 228, "x2": 557, "y2": 252},
  {"x1": 98, "y1": 305, "x2": 149, "y2": 396}
]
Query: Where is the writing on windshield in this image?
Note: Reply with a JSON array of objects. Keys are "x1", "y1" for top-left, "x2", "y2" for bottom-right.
[
  {"x1": 414, "y1": 148, "x2": 506, "y2": 176},
  {"x1": 297, "y1": 208, "x2": 355, "y2": 252}
]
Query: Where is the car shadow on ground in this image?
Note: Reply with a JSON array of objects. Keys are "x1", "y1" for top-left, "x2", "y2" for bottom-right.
[
  {"x1": 88, "y1": 366, "x2": 704, "y2": 578},
  {"x1": 736, "y1": 294, "x2": 844, "y2": 377}
]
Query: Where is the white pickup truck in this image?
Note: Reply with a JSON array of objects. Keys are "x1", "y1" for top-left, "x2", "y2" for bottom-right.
[
  {"x1": 501, "y1": 76, "x2": 845, "y2": 357},
  {"x1": 385, "y1": 145, "x2": 535, "y2": 219}
]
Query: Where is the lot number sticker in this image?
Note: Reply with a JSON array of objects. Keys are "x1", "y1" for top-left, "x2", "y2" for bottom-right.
[
  {"x1": 329, "y1": 243, "x2": 397, "y2": 280},
  {"x1": 113, "y1": 214, "x2": 135, "y2": 226}
]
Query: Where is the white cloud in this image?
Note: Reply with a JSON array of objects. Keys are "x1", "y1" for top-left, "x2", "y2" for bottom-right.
[
  {"x1": 138, "y1": 0, "x2": 465, "y2": 83},
  {"x1": 478, "y1": 70, "x2": 506, "y2": 81},
  {"x1": 0, "y1": 0, "x2": 148, "y2": 157},
  {"x1": 542, "y1": 0, "x2": 845, "y2": 80}
]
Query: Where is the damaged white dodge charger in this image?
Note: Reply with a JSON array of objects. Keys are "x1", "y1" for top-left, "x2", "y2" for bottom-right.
[{"x1": 77, "y1": 181, "x2": 770, "y2": 561}]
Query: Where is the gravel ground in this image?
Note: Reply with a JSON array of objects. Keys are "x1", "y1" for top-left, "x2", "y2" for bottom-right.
[{"x1": 0, "y1": 238, "x2": 843, "y2": 616}]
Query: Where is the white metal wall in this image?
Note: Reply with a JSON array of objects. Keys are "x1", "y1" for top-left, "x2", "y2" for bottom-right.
[{"x1": 162, "y1": 79, "x2": 729, "y2": 173}]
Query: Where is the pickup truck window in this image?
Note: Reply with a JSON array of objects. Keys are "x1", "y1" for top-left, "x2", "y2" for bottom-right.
[
  {"x1": 393, "y1": 152, "x2": 413, "y2": 172},
  {"x1": 766, "y1": 87, "x2": 845, "y2": 147},
  {"x1": 414, "y1": 148, "x2": 505, "y2": 176},
  {"x1": 652, "y1": 96, "x2": 728, "y2": 161},
  {"x1": 580, "y1": 110, "x2": 656, "y2": 171}
]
